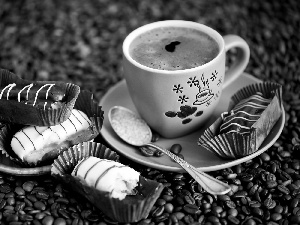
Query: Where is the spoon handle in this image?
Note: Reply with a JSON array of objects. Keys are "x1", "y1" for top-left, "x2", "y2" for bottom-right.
[{"x1": 146, "y1": 143, "x2": 231, "y2": 195}]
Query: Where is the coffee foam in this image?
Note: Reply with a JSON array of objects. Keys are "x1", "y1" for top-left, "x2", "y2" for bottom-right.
[{"x1": 129, "y1": 27, "x2": 219, "y2": 70}]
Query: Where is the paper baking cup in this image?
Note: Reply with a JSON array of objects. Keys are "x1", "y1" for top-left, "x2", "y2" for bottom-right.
[
  {"x1": 51, "y1": 142, "x2": 164, "y2": 223},
  {"x1": 198, "y1": 82, "x2": 282, "y2": 159},
  {"x1": 73, "y1": 89, "x2": 104, "y2": 139},
  {"x1": 0, "y1": 69, "x2": 80, "y2": 126}
]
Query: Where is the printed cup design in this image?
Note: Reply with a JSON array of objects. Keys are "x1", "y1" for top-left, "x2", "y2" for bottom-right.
[{"x1": 165, "y1": 70, "x2": 222, "y2": 125}]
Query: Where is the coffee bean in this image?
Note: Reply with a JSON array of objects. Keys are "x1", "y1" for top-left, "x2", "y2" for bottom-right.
[
  {"x1": 27, "y1": 195, "x2": 38, "y2": 203},
  {"x1": 183, "y1": 214, "x2": 194, "y2": 224},
  {"x1": 291, "y1": 198, "x2": 299, "y2": 208},
  {"x1": 227, "y1": 208, "x2": 238, "y2": 217},
  {"x1": 169, "y1": 213, "x2": 178, "y2": 223},
  {"x1": 55, "y1": 198, "x2": 69, "y2": 205},
  {"x1": 15, "y1": 186, "x2": 25, "y2": 196},
  {"x1": 252, "y1": 207, "x2": 263, "y2": 217},
  {"x1": 152, "y1": 205, "x2": 164, "y2": 217},
  {"x1": 58, "y1": 208, "x2": 71, "y2": 219},
  {"x1": 7, "y1": 197, "x2": 15, "y2": 205},
  {"x1": 0, "y1": 184, "x2": 11, "y2": 193},
  {"x1": 224, "y1": 200, "x2": 236, "y2": 209},
  {"x1": 174, "y1": 196, "x2": 185, "y2": 206},
  {"x1": 34, "y1": 201, "x2": 46, "y2": 210},
  {"x1": 151, "y1": 132, "x2": 160, "y2": 142},
  {"x1": 264, "y1": 198, "x2": 276, "y2": 209},
  {"x1": 249, "y1": 200, "x2": 261, "y2": 208},
  {"x1": 270, "y1": 212, "x2": 282, "y2": 221},
  {"x1": 183, "y1": 204, "x2": 199, "y2": 214},
  {"x1": 277, "y1": 184, "x2": 290, "y2": 195},
  {"x1": 292, "y1": 207, "x2": 300, "y2": 216},
  {"x1": 35, "y1": 212, "x2": 46, "y2": 220},
  {"x1": 23, "y1": 182, "x2": 35, "y2": 192},
  {"x1": 170, "y1": 144, "x2": 182, "y2": 155},
  {"x1": 6, "y1": 214, "x2": 19, "y2": 222},
  {"x1": 24, "y1": 198, "x2": 33, "y2": 207},
  {"x1": 5, "y1": 205, "x2": 15, "y2": 210},
  {"x1": 208, "y1": 215, "x2": 219, "y2": 223},
  {"x1": 162, "y1": 194, "x2": 173, "y2": 202},
  {"x1": 54, "y1": 218, "x2": 67, "y2": 225},
  {"x1": 228, "y1": 215, "x2": 240, "y2": 224},
  {"x1": 28, "y1": 210, "x2": 42, "y2": 215},
  {"x1": 240, "y1": 174, "x2": 254, "y2": 182},
  {"x1": 266, "y1": 180, "x2": 278, "y2": 188},
  {"x1": 153, "y1": 213, "x2": 169, "y2": 223},
  {"x1": 233, "y1": 190, "x2": 247, "y2": 198},
  {"x1": 218, "y1": 195, "x2": 230, "y2": 201},
  {"x1": 19, "y1": 214, "x2": 34, "y2": 221},
  {"x1": 177, "y1": 153, "x2": 185, "y2": 160},
  {"x1": 164, "y1": 203, "x2": 174, "y2": 213},
  {"x1": 70, "y1": 218, "x2": 83, "y2": 225},
  {"x1": 156, "y1": 198, "x2": 166, "y2": 206},
  {"x1": 169, "y1": 211, "x2": 182, "y2": 221},
  {"x1": 184, "y1": 195, "x2": 195, "y2": 204},
  {"x1": 212, "y1": 205, "x2": 223, "y2": 214},
  {"x1": 15, "y1": 201, "x2": 26, "y2": 211},
  {"x1": 290, "y1": 215, "x2": 300, "y2": 223},
  {"x1": 42, "y1": 215, "x2": 54, "y2": 225},
  {"x1": 139, "y1": 146, "x2": 155, "y2": 157}
]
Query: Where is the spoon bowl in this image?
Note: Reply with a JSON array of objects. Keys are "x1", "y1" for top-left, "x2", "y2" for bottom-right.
[{"x1": 108, "y1": 106, "x2": 231, "y2": 195}]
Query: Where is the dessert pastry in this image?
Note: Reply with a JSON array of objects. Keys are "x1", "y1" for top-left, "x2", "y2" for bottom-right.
[
  {"x1": 72, "y1": 156, "x2": 140, "y2": 200},
  {"x1": 0, "y1": 86, "x2": 104, "y2": 166},
  {"x1": 11, "y1": 109, "x2": 92, "y2": 164},
  {"x1": 219, "y1": 92, "x2": 272, "y2": 135},
  {"x1": 51, "y1": 142, "x2": 164, "y2": 223},
  {"x1": 198, "y1": 82, "x2": 282, "y2": 159},
  {"x1": 0, "y1": 69, "x2": 80, "y2": 126}
]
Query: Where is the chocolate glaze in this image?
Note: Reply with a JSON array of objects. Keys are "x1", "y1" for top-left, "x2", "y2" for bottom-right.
[
  {"x1": 220, "y1": 92, "x2": 271, "y2": 135},
  {"x1": 0, "y1": 83, "x2": 65, "y2": 105}
]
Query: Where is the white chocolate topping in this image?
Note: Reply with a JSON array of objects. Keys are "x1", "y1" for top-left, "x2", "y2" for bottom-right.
[
  {"x1": 72, "y1": 157, "x2": 140, "y2": 200},
  {"x1": 11, "y1": 109, "x2": 92, "y2": 163}
]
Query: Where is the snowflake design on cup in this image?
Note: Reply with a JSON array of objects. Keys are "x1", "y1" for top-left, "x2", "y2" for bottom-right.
[{"x1": 165, "y1": 70, "x2": 221, "y2": 124}]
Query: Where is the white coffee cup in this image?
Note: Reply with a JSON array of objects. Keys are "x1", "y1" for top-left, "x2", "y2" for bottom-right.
[{"x1": 122, "y1": 20, "x2": 250, "y2": 138}]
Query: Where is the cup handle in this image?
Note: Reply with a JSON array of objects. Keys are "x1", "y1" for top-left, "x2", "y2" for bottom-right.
[{"x1": 222, "y1": 35, "x2": 250, "y2": 89}]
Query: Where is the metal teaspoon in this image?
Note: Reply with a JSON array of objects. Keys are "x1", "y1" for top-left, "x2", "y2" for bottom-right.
[{"x1": 108, "y1": 106, "x2": 231, "y2": 195}]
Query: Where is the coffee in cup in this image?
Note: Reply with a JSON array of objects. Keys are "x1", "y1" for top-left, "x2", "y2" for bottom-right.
[
  {"x1": 122, "y1": 20, "x2": 250, "y2": 138},
  {"x1": 129, "y1": 27, "x2": 219, "y2": 71}
]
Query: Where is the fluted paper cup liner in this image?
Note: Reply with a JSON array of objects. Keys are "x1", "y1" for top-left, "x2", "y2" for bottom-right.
[
  {"x1": 73, "y1": 89, "x2": 104, "y2": 140},
  {"x1": 0, "y1": 69, "x2": 80, "y2": 126},
  {"x1": 51, "y1": 142, "x2": 164, "y2": 223},
  {"x1": 198, "y1": 82, "x2": 282, "y2": 159},
  {"x1": 0, "y1": 88, "x2": 104, "y2": 167},
  {"x1": 0, "y1": 122, "x2": 23, "y2": 161}
]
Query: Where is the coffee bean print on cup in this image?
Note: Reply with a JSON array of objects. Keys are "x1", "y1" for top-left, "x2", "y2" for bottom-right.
[{"x1": 165, "y1": 71, "x2": 221, "y2": 124}]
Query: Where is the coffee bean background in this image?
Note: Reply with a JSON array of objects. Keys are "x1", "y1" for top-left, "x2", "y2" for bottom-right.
[{"x1": 0, "y1": 0, "x2": 300, "y2": 224}]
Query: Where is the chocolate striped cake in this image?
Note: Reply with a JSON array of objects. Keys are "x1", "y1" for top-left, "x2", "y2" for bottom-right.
[
  {"x1": 219, "y1": 92, "x2": 272, "y2": 135},
  {"x1": 0, "y1": 82, "x2": 65, "y2": 109},
  {"x1": 72, "y1": 156, "x2": 140, "y2": 200}
]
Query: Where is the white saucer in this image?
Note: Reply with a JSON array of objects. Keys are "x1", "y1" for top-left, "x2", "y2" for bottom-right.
[{"x1": 99, "y1": 73, "x2": 285, "y2": 172}]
